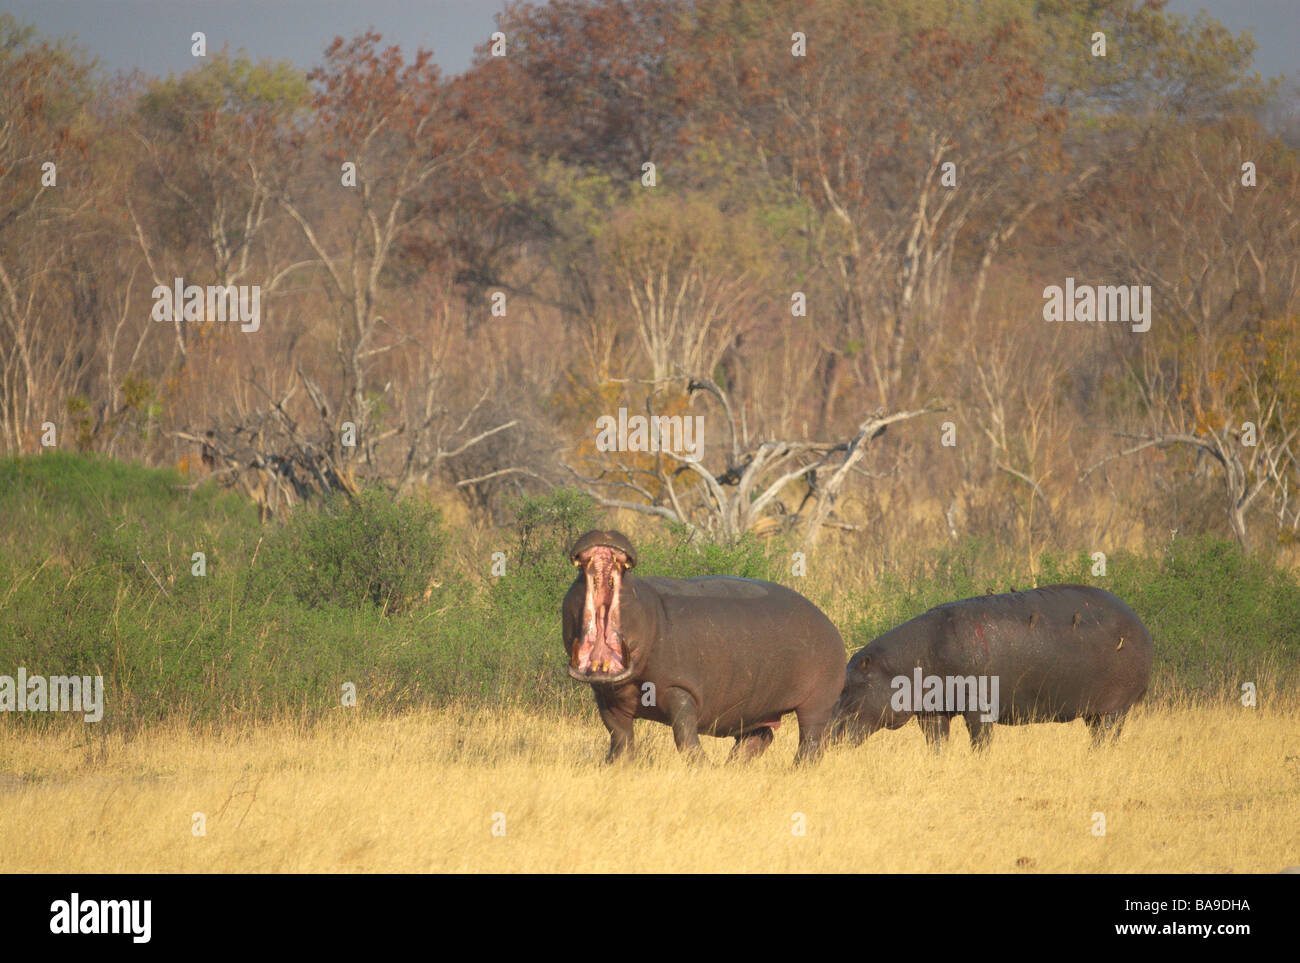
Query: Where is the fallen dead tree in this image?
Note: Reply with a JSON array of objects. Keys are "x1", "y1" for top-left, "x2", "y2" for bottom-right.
[{"x1": 176, "y1": 366, "x2": 523, "y2": 519}]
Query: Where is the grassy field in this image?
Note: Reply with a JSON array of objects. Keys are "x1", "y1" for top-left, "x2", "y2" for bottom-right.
[{"x1": 2, "y1": 701, "x2": 1297, "y2": 873}]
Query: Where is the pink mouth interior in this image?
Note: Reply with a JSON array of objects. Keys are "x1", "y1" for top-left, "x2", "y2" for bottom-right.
[{"x1": 573, "y1": 545, "x2": 628, "y2": 678}]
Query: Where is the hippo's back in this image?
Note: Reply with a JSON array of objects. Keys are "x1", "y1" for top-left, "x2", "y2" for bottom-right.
[
  {"x1": 638, "y1": 576, "x2": 841, "y2": 652},
  {"x1": 926, "y1": 584, "x2": 1153, "y2": 721}
]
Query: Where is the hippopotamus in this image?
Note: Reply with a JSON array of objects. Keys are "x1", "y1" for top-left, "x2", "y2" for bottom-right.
[
  {"x1": 562, "y1": 530, "x2": 846, "y2": 764},
  {"x1": 832, "y1": 585, "x2": 1153, "y2": 750}
]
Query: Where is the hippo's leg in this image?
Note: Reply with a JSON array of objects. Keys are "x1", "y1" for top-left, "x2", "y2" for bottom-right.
[
  {"x1": 918, "y1": 714, "x2": 950, "y2": 752},
  {"x1": 603, "y1": 719, "x2": 634, "y2": 763},
  {"x1": 962, "y1": 712, "x2": 993, "y2": 752},
  {"x1": 594, "y1": 685, "x2": 638, "y2": 763},
  {"x1": 727, "y1": 728, "x2": 775, "y2": 764},
  {"x1": 661, "y1": 687, "x2": 707, "y2": 763},
  {"x1": 1085, "y1": 712, "x2": 1126, "y2": 748},
  {"x1": 793, "y1": 705, "x2": 832, "y2": 765}
]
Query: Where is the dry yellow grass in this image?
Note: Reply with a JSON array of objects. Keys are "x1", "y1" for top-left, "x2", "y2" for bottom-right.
[{"x1": 1, "y1": 702, "x2": 1296, "y2": 873}]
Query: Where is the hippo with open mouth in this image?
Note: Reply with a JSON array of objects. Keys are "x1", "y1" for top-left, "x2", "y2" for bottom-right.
[
  {"x1": 562, "y1": 530, "x2": 846, "y2": 764},
  {"x1": 831, "y1": 585, "x2": 1153, "y2": 750}
]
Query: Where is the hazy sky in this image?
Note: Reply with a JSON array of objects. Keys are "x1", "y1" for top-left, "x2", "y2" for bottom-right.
[
  {"x1": 3, "y1": 0, "x2": 506, "y2": 77},
  {"x1": 3, "y1": 0, "x2": 1295, "y2": 82}
]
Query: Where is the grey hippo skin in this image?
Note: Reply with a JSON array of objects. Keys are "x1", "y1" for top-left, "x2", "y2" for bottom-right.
[
  {"x1": 562, "y1": 530, "x2": 846, "y2": 764},
  {"x1": 832, "y1": 585, "x2": 1153, "y2": 751}
]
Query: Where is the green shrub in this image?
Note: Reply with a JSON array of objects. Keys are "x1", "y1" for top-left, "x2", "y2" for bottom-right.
[
  {"x1": 492, "y1": 487, "x2": 601, "y2": 612},
  {"x1": 636, "y1": 526, "x2": 780, "y2": 581},
  {"x1": 257, "y1": 488, "x2": 445, "y2": 615},
  {"x1": 1105, "y1": 537, "x2": 1300, "y2": 693},
  {"x1": 511, "y1": 487, "x2": 600, "y2": 569}
]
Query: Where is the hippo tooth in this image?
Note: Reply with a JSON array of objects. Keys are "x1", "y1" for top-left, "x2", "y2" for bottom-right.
[{"x1": 1116, "y1": 637, "x2": 1125, "y2": 650}]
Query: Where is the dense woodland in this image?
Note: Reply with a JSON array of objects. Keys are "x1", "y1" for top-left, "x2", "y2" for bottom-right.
[{"x1": 3, "y1": 0, "x2": 1299, "y2": 569}]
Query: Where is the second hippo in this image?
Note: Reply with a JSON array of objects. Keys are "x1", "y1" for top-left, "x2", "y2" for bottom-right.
[{"x1": 832, "y1": 585, "x2": 1153, "y2": 750}]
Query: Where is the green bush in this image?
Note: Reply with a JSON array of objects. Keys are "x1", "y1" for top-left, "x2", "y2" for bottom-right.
[
  {"x1": 493, "y1": 487, "x2": 600, "y2": 610},
  {"x1": 1105, "y1": 537, "x2": 1300, "y2": 693},
  {"x1": 511, "y1": 487, "x2": 600, "y2": 570},
  {"x1": 636, "y1": 526, "x2": 780, "y2": 581},
  {"x1": 257, "y1": 488, "x2": 445, "y2": 615}
]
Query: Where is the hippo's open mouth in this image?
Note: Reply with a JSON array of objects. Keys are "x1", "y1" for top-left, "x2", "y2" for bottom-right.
[{"x1": 570, "y1": 543, "x2": 634, "y2": 684}]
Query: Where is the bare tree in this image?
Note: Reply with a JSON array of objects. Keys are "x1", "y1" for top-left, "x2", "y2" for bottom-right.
[
  {"x1": 1083, "y1": 317, "x2": 1300, "y2": 548},
  {"x1": 602, "y1": 195, "x2": 767, "y2": 386},
  {"x1": 563, "y1": 377, "x2": 943, "y2": 544}
]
